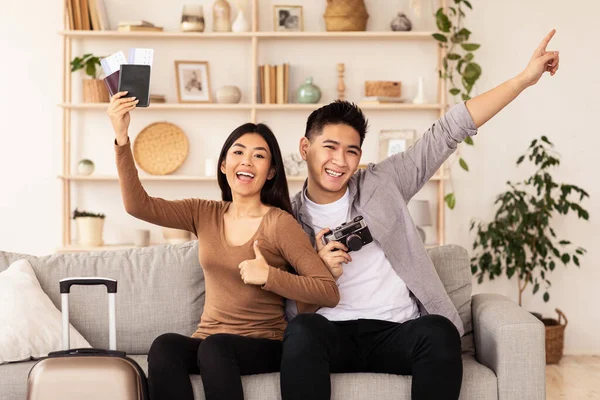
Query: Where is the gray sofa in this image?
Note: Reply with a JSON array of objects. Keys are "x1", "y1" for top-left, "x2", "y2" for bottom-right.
[{"x1": 0, "y1": 242, "x2": 545, "y2": 399}]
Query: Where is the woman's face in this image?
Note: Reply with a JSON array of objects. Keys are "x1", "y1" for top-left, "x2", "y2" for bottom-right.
[{"x1": 220, "y1": 133, "x2": 275, "y2": 199}]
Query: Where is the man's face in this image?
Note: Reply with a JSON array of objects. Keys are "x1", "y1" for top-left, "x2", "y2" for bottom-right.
[{"x1": 300, "y1": 124, "x2": 362, "y2": 199}]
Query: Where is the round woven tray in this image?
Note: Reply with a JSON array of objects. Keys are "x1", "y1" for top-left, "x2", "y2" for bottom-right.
[{"x1": 133, "y1": 122, "x2": 189, "y2": 175}]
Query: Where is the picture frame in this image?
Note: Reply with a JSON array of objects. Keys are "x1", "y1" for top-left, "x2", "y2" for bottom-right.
[
  {"x1": 273, "y1": 5, "x2": 303, "y2": 32},
  {"x1": 174, "y1": 60, "x2": 212, "y2": 103},
  {"x1": 378, "y1": 129, "x2": 416, "y2": 161}
]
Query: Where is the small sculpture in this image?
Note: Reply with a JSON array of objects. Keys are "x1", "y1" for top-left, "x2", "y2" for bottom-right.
[{"x1": 391, "y1": 12, "x2": 412, "y2": 32}]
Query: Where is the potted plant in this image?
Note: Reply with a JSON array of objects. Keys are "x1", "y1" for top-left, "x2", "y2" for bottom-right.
[
  {"x1": 470, "y1": 136, "x2": 590, "y2": 364},
  {"x1": 71, "y1": 53, "x2": 109, "y2": 103},
  {"x1": 73, "y1": 208, "x2": 106, "y2": 246}
]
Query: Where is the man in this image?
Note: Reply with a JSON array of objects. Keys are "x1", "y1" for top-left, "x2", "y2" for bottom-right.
[{"x1": 281, "y1": 30, "x2": 560, "y2": 399}]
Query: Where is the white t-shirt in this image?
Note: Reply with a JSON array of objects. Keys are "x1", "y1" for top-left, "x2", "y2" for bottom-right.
[{"x1": 305, "y1": 189, "x2": 420, "y2": 323}]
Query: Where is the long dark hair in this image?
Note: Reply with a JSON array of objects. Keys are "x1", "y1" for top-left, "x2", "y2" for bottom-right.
[{"x1": 217, "y1": 123, "x2": 292, "y2": 214}]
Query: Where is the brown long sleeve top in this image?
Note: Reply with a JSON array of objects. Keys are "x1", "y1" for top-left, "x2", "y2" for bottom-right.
[{"x1": 115, "y1": 139, "x2": 339, "y2": 340}]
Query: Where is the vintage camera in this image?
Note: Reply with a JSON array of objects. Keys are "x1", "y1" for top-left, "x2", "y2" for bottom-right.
[{"x1": 324, "y1": 216, "x2": 373, "y2": 252}]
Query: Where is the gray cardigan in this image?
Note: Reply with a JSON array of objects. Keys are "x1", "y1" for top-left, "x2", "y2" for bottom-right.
[{"x1": 288, "y1": 102, "x2": 478, "y2": 336}]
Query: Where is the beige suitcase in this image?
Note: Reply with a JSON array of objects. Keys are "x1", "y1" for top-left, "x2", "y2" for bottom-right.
[{"x1": 27, "y1": 278, "x2": 148, "y2": 400}]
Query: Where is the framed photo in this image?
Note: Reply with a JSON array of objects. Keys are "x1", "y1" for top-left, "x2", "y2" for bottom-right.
[
  {"x1": 273, "y1": 5, "x2": 303, "y2": 32},
  {"x1": 378, "y1": 129, "x2": 416, "y2": 161},
  {"x1": 174, "y1": 60, "x2": 212, "y2": 103}
]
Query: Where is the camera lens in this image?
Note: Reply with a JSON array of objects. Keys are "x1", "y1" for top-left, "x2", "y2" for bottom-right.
[
  {"x1": 346, "y1": 234, "x2": 363, "y2": 252},
  {"x1": 353, "y1": 216, "x2": 363, "y2": 222}
]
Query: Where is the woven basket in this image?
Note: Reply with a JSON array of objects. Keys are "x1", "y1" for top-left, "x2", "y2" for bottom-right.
[
  {"x1": 133, "y1": 122, "x2": 189, "y2": 175},
  {"x1": 83, "y1": 79, "x2": 109, "y2": 103},
  {"x1": 365, "y1": 81, "x2": 402, "y2": 97},
  {"x1": 323, "y1": 0, "x2": 369, "y2": 32},
  {"x1": 542, "y1": 308, "x2": 567, "y2": 364}
]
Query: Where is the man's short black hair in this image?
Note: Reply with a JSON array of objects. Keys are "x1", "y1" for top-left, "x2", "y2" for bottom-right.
[{"x1": 304, "y1": 100, "x2": 368, "y2": 147}]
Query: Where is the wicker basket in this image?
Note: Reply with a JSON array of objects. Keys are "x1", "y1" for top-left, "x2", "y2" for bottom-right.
[
  {"x1": 542, "y1": 308, "x2": 567, "y2": 365},
  {"x1": 133, "y1": 122, "x2": 189, "y2": 175},
  {"x1": 365, "y1": 81, "x2": 402, "y2": 98},
  {"x1": 323, "y1": 0, "x2": 369, "y2": 32},
  {"x1": 83, "y1": 79, "x2": 109, "y2": 103}
]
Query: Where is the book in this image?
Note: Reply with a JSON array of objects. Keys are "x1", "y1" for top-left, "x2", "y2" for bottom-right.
[
  {"x1": 88, "y1": 0, "x2": 100, "y2": 30},
  {"x1": 72, "y1": 0, "x2": 82, "y2": 30},
  {"x1": 284, "y1": 63, "x2": 289, "y2": 104},
  {"x1": 65, "y1": 0, "x2": 75, "y2": 30},
  {"x1": 95, "y1": 0, "x2": 109, "y2": 30},
  {"x1": 80, "y1": 0, "x2": 91, "y2": 30},
  {"x1": 263, "y1": 65, "x2": 271, "y2": 104},
  {"x1": 269, "y1": 65, "x2": 276, "y2": 105},
  {"x1": 276, "y1": 65, "x2": 284, "y2": 104},
  {"x1": 118, "y1": 20, "x2": 155, "y2": 27},
  {"x1": 257, "y1": 65, "x2": 264, "y2": 104},
  {"x1": 117, "y1": 25, "x2": 164, "y2": 32}
]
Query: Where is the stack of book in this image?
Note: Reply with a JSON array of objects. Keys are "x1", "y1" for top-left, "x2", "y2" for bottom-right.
[
  {"x1": 257, "y1": 64, "x2": 290, "y2": 104},
  {"x1": 359, "y1": 96, "x2": 406, "y2": 105},
  {"x1": 65, "y1": 0, "x2": 109, "y2": 30},
  {"x1": 149, "y1": 94, "x2": 166, "y2": 103},
  {"x1": 117, "y1": 21, "x2": 164, "y2": 32}
]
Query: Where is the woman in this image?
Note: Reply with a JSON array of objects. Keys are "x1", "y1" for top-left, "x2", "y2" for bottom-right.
[{"x1": 107, "y1": 92, "x2": 339, "y2": 400}]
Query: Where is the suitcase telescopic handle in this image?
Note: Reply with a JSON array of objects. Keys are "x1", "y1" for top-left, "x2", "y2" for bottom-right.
[{"x1": 59, "y1": 277, "x2": 118, "y2": 351}]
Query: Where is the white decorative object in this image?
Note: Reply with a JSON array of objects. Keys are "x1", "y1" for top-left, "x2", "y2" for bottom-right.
[
  {"x1": 232, "y1": 9, "x2": 250, "y2": 32},
  {"x1": 76, "y1": 217, "x2": 104, "y2": 246},
  {"x1": 0, "y1": 259, "x2": 91, "y2": 364},
  {"x1": 134, "y1": 229, "x2": 150, "y2": 247},
  {"x1": 205, "y1": 158, "x2": 216, "y2": 176},
  {"x1": 181, "y1": 4, "x2": 205, "y2": 32},
  {"x1": 412, "y1": 76, "x2": 427, "y2": 104},
  {"x1": 216, "y1": 85, "x2": 242, "y2": 104},
  {"x1": 77, "y1": 159, "x2": 95, "y2": 176},
  {"x1": 408, "y1": 200, "x2": 433, "y2": 243}
]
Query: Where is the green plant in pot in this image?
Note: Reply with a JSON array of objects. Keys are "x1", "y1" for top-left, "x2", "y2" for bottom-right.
[
  {"x1": 71, "y1": 53, "x2": 109, "y2": 103},
  {"x1": 470, "y1": 136, "x2": 589, "y2": 305},
  {"x1": 73, "y1": 208, "x2": 106, "y2": 247}
]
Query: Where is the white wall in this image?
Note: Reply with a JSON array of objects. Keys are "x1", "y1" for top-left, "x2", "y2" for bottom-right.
[{"x1": 1, "y1": 0, "x2": 598, "y2": 354}]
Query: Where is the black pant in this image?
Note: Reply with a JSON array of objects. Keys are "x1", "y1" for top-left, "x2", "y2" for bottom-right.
[
  {"x1": 147, "y1": 332, "x2": 282, "y2": 400},
  {"x1": 280, "y1": 313, "x2": 463, "y2": 400}
]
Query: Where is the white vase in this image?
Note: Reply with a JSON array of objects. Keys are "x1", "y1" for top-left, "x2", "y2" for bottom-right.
[
  {"x1": 232, "y1": 9, "x2": 250, "y2": 32},
  {"x1": 412, "y1": 76, "x2": 427, "y2": 104},
  {"x1": 76, "y1": 217, "x2": 104, "y2": 246},
  {"x1": 216, "y1": 85, "x2": 242, "y2": 103}
]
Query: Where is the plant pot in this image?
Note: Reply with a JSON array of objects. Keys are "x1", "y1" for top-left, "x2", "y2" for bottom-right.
[
  {"x1": 76, "y1": 217, "x2": 105, "y2": 246},
  {"x1": 83, "y1": 79, "x2": 110, "y2": 103},
  {"x1": 323, "y1": 0, "x2": 369, "y2": 32},
  {"x1": 542, "y1": 308, "x2": 567, "y2": 364},
  {"x1": 162, "y1": 227, "x2": 192, "y2": 245}
]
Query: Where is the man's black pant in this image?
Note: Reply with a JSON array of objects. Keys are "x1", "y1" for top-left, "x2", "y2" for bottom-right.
[
  {"x1": 147, "y1": 332, "x2": 282, "y2": 400},
  {"x1": 280, "y1": 313, "x2": 463, "y2": 400}
]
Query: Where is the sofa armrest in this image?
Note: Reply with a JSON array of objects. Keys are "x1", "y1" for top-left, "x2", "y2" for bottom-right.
[{"x1": 472, "y1": 293, "x2": 545, "y2": 400}]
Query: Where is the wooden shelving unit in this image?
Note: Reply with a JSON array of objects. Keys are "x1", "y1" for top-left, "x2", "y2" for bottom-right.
[{"x1": 59, "y1": 0, "x2": 448, "y2": 253}]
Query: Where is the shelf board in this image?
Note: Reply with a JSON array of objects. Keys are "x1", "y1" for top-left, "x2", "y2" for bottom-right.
[
  {"x1": 60, "y1": 103, "x2": 442, "y2": 111},
  {"x1": 59, "y1": 30, "x2": 435, "y2": 40},
  {"x1": 58, "y1": 175, "x2": 307, "y2": 182},
  {"x1": 59, "y1": 103, "x2": 254, "y2": 110}
]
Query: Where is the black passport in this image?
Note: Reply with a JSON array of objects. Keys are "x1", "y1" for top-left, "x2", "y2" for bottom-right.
[{"x1": 117, "y1": 64, "x2": 151, "y2": 107}]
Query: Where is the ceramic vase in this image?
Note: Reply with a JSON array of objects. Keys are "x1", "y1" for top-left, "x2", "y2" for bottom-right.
[{"x1": 297, "y1": 77, "x2": 321, "y2": 104}]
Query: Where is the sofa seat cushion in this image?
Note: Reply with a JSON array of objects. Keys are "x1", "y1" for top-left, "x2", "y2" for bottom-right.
[{"x1": 0, "y1": 354, "x2": 496, "y2": 400}]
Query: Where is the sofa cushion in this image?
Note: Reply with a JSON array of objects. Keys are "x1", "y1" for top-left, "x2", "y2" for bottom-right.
[
  {"x1": 427, "y1": 245, "x2": 474, "y2": 354},
  {"x1": 0, "y1": 242, "x2": 204, "y2": 355},
  {"x1": 0, "y1": 259, "x2": 91, "y2": 364},
  {"x1": 0, "y1": 355, "x2": 496, "y2": 400}
]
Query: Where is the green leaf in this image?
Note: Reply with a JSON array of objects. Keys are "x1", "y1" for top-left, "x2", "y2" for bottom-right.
[
  {"x1": 517, "y1": 155, "x2": 525, "y2": 165},
  {"x1": 543, "y1": 292, "x2": 550, "y2": 302},
  {"x1": 436, "y1": 13, "x2": 452, "y2": 33},
  {"x1": 432, "y1": 33, "x2": 448, "y2": 43},
  {"x1": 463, "y1": 0, "x2": 473, "y2": 9},
  {"x1": 541, "y1": 136, "x2": 552, "y2": 145},
  {"x1": 464, "y1": 136, "x2": 474, "y2": 145},
  {"x1": 559, "y1": 240, "x2": 571, "y2": 245},
  {"x1": 573, "y1": 255, "x2": 580, "y2": 267},
  {"x1": 561, "y1": 253, "x2": 571, "y2": 264},
  {"x1": 447, "y1": 53, "x2": 461, "y2": 61},
  {"x1": 459, "y1": 158, "x2": 469, "y2": 171},
  {"x1": 463, "y1": 62, "x2": 482, "y2": 83},
  {"x1": 449, "y1": 88, "x2": 461, "y2": 96},
  {"x1": 533, "y1": 283, "x2": 540, "y2": 294},
  {"x1": 464, "y1": 53, "x2": 474, "y2": 61},
  {"x1": 445, "y1": 193, "x2": 456, "y2": 209},
  {"x1": 461, "y1": 43, "x2": 481, "y2": 51},
  {"x1": 462, "y1": 94, "x2": 471, "y2": 101},
  {"x1": 549, "y1": 261, "x2": 556, "y2": 271}
]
